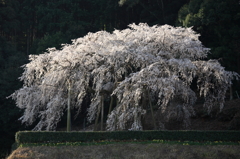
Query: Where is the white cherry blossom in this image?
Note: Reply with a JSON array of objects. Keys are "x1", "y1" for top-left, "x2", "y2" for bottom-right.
[{"x1": 9, "y1": 23, "x2": 238, "y2": 131}]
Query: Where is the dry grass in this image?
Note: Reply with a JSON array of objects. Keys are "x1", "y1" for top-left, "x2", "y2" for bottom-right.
[{"x1": 7, "y1": 143, "x2": 240, "y2": 159}]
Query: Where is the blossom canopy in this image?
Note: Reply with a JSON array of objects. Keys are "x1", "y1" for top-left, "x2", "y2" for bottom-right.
[{"x1": 9, "y1": 23, "x2": 238, "y2": 131}]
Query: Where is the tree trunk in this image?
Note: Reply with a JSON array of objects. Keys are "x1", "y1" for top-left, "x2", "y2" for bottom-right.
[
  {"x1": 94, "y1": 97, "x2": 101, "y2": 131},
  {"x1": 147, "y1": 89, "x2": 157, "y2": 130},
  {"x1": 101, "y1": 95, "x2": 104, "y2": 131},
  {"x1": 160, "y1": 0, "x2": 165, "y2": 23},
  {"x1": 230, "y1": 86, "x2": 233, "y2": 100},
  {"x1": 26, "y1": 29, "x2": 30, "y2": 55},
  {"x1": 108, "y1": 96, "x2": 114, "y2": 114},
  {"x1": 67, "y1": 81, "x2": 72, "y2": 132}
]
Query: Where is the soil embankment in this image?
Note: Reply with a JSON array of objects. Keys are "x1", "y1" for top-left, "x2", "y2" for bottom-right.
[{"x1": 7, "y1": 143, "x2": 240, "y2": 159}]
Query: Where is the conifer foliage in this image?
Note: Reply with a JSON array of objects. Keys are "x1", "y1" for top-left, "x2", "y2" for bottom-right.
[{"x1": 9, "y1": 23, "x2": 238, "y2": 131}]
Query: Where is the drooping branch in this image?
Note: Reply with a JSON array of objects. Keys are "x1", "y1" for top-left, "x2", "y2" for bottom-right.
[{"x1": 9, "y1": 23, "x2": 239, "y2": 131}]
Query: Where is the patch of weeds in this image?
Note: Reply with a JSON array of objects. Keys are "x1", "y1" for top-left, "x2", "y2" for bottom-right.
[
  {"x1": 18, "y1": 139, "x2": 240, "y2": 148},
  {"x1": 201, "y1": 152, "x2": 216, "y2": 159}
]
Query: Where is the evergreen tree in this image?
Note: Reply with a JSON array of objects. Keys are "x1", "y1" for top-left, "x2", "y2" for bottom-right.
[
  {"x1": 0, "y1": 37, "x2": 27, "y2": 157},
  {"x1": 177, "y1": 0, "x2": 240, "y2": 74},
  {"x1": 118, "y1": 0, "x2": 190, "y2": 25}
]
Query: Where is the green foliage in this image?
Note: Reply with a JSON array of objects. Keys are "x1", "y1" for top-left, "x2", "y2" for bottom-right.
[
  {"x1": 119, "y1": 0, "x2": 190, "y2": 25},
  {"x1": 177, "y1": 0, "x2": 240, "y2": 74},
  {"x1": 35, "y1": 32, "x2": 68, "y2": 54},
  {"x1": 0, "y1": 36, "x2": 27, "y2": 158},
  {"x1": 16, "y1": 131, "x2": 240, "y2": 145}
]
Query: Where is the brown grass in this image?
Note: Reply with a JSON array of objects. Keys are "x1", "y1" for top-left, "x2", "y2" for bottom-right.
[{"x1": 7, "y1": 143, "x2": 240, "y2": 159}]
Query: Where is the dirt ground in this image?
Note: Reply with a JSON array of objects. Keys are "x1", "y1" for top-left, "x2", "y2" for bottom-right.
[
  {"x1": 190, "y1": 99, "x2": 240, "y2": 130},
  {"x1": 7, "y1": 144, "x2": 240, "y2": 159}
]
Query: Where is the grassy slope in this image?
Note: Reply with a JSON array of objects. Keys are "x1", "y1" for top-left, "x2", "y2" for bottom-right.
[{"x1": 7, "y1": 143, "x2": 240, "y2": 159}]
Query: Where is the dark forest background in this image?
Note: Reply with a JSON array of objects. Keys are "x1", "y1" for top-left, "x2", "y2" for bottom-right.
[{"x1": 1, "y1": 0, "x2": 240, "y2": 157}]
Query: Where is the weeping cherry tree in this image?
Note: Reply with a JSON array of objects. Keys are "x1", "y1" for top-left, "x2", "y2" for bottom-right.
[{"x1": 9, "y1": 23, "x2": 239, "y2": 131}]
